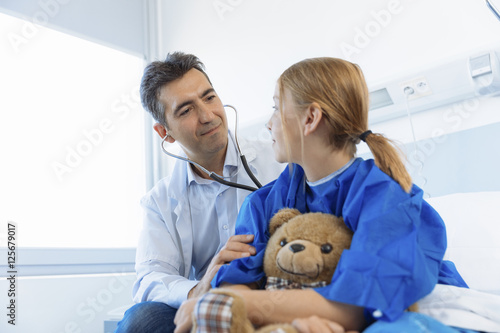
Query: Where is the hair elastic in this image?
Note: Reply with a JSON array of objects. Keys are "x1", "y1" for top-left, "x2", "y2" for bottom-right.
[{"x1": 359, "y1": 130, "x2": 372, "y2": 142}]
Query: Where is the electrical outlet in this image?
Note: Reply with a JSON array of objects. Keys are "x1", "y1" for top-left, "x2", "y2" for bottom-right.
[{"x1": 401, "y1": 77, "x2": 432, "y2": 100}]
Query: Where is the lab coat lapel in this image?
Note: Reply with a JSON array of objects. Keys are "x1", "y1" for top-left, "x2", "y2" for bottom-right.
[
  {"x1": 169, "y1": 160, "x2": 194, "y2": 278},
  {"x1": 173, "y1": 198, "x2": 193, "y2": 277}
]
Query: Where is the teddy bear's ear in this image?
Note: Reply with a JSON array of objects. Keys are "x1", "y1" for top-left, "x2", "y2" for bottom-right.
[{"x1": 269, "y1": 208, "x2": 301, "y2": 235}]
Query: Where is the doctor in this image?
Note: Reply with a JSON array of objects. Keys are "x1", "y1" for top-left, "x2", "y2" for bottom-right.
[{"x1": 115, "y1": 52, "x2": 284, "y2": 333}]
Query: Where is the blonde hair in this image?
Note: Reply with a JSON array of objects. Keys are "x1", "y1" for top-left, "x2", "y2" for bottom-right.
[{"x1": 278, "y1": 57, "x2": 412, "y2": 192}]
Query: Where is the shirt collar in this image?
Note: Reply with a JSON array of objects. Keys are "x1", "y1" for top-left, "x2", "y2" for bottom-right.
[
  {"x1": 186, "y1": 131, "x2": 239, "y2": 186},
  {"x1": 307, "y1": 157, "x2": 356, "y2": 187}
]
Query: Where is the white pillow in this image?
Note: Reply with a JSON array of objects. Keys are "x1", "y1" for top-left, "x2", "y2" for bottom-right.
[{"x1": 426, "y1": 191, "x2": 500, "y2": 294}]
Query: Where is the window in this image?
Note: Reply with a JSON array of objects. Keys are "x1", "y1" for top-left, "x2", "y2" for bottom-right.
[{"x1": 0, "y1": 12, "x2": 146, "y2": 250}]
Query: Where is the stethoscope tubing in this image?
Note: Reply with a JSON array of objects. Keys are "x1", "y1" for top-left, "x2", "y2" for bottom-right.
[{"x1": 160, "y1": 105, "x2": 262, "y2": 192}]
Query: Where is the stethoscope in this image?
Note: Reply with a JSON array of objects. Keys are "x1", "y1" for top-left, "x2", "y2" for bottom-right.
[{"x1": 160, "y1": 105, "x2": 263, "y2": 192}]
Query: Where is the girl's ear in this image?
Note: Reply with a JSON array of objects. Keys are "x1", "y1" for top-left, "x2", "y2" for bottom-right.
[
  {"x1": 153, "y1": 123, "x2": 175, "y2": 143},
  {"x1": 303, "y1": 102, "x2": 323, "y2": 136}
]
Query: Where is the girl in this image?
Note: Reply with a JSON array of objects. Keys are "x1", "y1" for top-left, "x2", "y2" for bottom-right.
[{"x1": 174, "y1": 57, "x2": 470, "y2": 333}]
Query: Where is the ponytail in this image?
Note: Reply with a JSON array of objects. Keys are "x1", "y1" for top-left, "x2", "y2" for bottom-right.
[{"x1": 361, "y1": 132, "x2": 412, "y2": 193}]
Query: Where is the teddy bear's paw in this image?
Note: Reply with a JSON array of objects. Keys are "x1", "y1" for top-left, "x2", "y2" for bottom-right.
[
  {"x1": 255, "y1": 323, "x2": 298, "y2": 333},
  {"x1": 192, "y1": 290, "x2": 254, "y2": 333},
  {"x1": 407, "y1": 302, "x2": 419, "y2": 312}
]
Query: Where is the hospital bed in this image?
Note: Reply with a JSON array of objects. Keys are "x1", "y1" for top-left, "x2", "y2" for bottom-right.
[{"x1": 420, "y1": 191, "x2": 500, "y2": 332}]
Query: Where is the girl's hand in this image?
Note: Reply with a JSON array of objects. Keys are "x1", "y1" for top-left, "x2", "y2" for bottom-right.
[
  {"x1": 173, "y1": 297, "x2": 198, "y2": 333},
  {"x1": 292, "y1": 315, "x2": 359, "y2": 333}
]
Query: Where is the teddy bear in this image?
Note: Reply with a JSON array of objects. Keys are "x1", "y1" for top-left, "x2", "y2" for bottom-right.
[
  {"x1": 262, "y1": 208, "x2": 353, "y2": 291},
  {"x1": 191, "y1": 208, "x2": 354, "y2": 333}
]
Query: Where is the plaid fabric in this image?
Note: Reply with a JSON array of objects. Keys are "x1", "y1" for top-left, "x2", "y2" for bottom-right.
[
  {"x1": 194, "y1": 293, "x2": 234, "y2": 333},
  {"x1": 265, "y1": 276, "x2": 327, "y2": 290}
]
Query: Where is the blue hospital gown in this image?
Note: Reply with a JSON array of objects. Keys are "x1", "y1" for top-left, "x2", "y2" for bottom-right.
[{"x1": 213, "y1": 158, "x2": 468, "y2": 323}]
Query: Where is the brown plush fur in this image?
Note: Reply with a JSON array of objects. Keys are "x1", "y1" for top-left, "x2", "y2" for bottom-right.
[{"x1": 264, "y1": 208, "x2": 353, "y2": 285}]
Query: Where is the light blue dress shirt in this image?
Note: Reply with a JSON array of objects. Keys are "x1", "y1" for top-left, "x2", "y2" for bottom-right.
[{"x1": 133, "y1": 132, "x2": 284, "y2": 308}]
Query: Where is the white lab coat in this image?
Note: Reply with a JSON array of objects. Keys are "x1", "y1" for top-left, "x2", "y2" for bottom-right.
[{"x1": 132, "y1": 134, "x2": 285, "y2": 308}]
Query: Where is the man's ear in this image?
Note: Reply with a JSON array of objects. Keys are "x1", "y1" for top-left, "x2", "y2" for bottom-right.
[
  {"x1": 303, "y1": 102, "x2": 323, "y2": 137},
  {"x1": 153, "y1": 123, "x2": 175, "y2": 143}
]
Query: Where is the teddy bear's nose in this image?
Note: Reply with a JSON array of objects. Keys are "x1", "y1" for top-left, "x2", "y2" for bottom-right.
[{"x1": 289, "y1": 244, "x2": 305, "y2": 253}]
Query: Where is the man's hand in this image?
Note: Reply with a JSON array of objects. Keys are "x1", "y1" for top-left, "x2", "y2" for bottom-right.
[
  {"x1": 174, "y1": 297, "x2": 198, "y2": 333},
  {"x1": 188, "y1": 234, "x2": 256, "y2": 298}
]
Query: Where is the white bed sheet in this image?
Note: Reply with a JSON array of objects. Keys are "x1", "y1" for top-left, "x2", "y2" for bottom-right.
[
  {"x1": 426, "y1": 191, "x2": 500, "y2": 294},
  {"x1": 421, "y1": 191, "x2": 500, "y2": 332}
]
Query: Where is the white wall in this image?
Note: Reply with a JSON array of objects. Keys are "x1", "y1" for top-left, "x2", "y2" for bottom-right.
[
  {"x1": 158, "y1": 0, "x2": 500, "y2": 195},
  {"x1": 158, "y1": 0, "x2": 500, "y2": 127}
]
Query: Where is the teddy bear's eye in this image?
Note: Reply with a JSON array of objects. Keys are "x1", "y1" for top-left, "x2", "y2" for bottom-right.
[
  {"x1": 321, "y1": 243, "x2": 333, "y2": 254},
  {"x1": 279, "y1": 239, "x2": 287, "y2": 247}
]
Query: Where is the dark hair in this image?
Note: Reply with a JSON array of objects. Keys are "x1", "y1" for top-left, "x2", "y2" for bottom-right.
[{"x1": 140, "y1": 52, "x2": 212, "y2": 127}]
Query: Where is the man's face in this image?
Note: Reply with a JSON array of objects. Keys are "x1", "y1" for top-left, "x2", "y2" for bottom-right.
[{"x1": 157, "y1": 68, "x2": 228, "y2": 162}]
